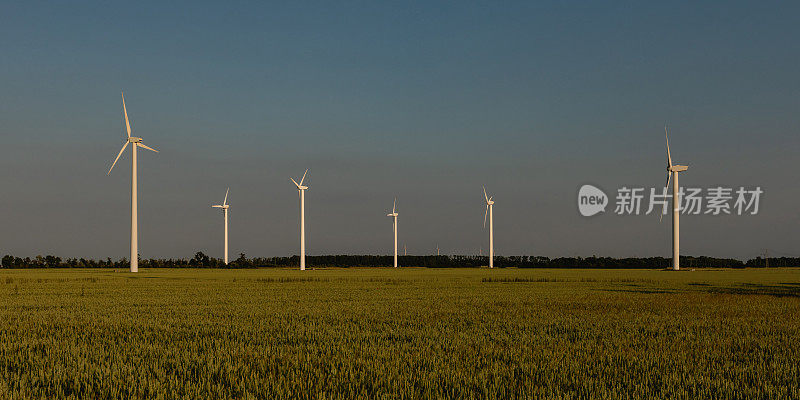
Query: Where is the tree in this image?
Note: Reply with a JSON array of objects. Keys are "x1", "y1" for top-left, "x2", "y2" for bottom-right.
[
  {"x1": 231, "y1": 253, "x2": 251, "y2": 268},
  {"x1": 191, "y1": 251, "x2": 210, "y2": 266}
]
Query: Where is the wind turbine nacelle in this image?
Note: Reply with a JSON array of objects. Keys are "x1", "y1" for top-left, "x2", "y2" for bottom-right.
[
  {"x1": 669, "y1": 165, "x2": 689, "y2": 172},
  {"x1": 128, "y1": 137, "x2": 143, "y2": 143}
]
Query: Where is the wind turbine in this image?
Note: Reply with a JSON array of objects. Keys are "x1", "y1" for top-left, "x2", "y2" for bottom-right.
[
  {"x1": 386, "y1": 198, "x2": 398, "y2": 268},
  {"x1": 211, "y1": 188, "x2": 230, "y2": 265},
  {"x1": 661, "y1": 126, "x2": 688, "y2": 271},
  {"x1": 107, "y1": 92, "x2": 158, "y2": 273},
  {"x1": 483, "y1": 186, "x2": 494, "y2": 269},
  {"x1": 290, "y1": 169, "x2": 309, "y2": 271}
]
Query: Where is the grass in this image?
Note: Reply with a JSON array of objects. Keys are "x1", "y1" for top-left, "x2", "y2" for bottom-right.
[{"x1": 0, "y1": 267, "x2": 798, "y2": 399}]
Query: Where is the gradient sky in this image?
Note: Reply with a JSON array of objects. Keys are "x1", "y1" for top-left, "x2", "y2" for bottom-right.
[{"x1": 1, "y1": 1, "x2": 798, "y2": 260}]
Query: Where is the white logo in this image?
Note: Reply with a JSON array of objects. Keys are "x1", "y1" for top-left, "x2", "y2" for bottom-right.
[
  {"x1": 576, "y1": 185, "x2": 762, "y2": 216},
  {"x1": 578, "y1": 184, "x2": 608, "y2": 216}
]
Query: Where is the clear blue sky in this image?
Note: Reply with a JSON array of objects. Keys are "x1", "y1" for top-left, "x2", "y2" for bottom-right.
[{"x1": 1, "y1": 1, "x2": 797, "y2": 260}]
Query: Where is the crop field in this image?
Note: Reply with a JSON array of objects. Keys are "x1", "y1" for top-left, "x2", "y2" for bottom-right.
[{"x1": 0, "y1": 267, "x2": 798, "y2": 399}]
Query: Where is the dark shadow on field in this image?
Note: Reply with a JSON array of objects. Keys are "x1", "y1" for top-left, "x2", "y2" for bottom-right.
[
  {"x1": 597, "y1": 288, "x2": 678, "y2": 295},
  {"x1": 599, "y1": 282, "x2": 800, "y2": 298},
  {"x1": 701, "y1": 282, "x2": 800, "y2": 298},
  {"x1": 482, "y1": 277, "x2": 800, "y2": 298}
]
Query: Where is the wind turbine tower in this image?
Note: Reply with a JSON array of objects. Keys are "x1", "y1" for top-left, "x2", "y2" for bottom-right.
[
  {"x1": 107, "y1": 92, "x2": 158, "y2": 273},
  {"x1": 387, "y1": 198, "x2": 399, "y2": 268},
  {"x1": 212, "y1": 188, "x2": 230, "y2": 265},
  {"x1": 483, "y1": 186, "x2": 495, "y2": 268},
  {"x1": 661, "y1": 126, "x2": 689, "y2": 271},
  {"x1": 291, "y1": 169, "x2": 309, "y2": 270}
]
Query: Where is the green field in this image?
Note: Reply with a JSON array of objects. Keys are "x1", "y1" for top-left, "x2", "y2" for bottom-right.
[{"x1": 1, "y1": 268, "x2": 798, "y2": 399}]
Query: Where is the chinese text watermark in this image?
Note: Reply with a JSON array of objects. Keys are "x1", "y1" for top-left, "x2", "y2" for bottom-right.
[{"x1": 579, "y1": 185, "x2": 762, "y2": 216}]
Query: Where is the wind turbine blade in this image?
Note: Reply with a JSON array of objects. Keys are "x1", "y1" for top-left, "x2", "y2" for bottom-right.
[
  {"x1": 212, "y1": 205, "x2": 223, "y2": 208},
  {"x1": 290, "y1": 178, "x2": 300, "y2": 188},
  {"x1": 122, "y1": 92, "x2": 131, "y2": 137},
  {"x1": 665, "y1": 125, "x2": 672, "y2": 168},
  {"x1": 224, "y1": 188, "x2": 229, "y2": 206},
  {"x1": 483, "y1": 186, "x2": 488, "y2": 202},
  {"x1": 137, "y1": 143, "x2": 158, "y2": 153},
  {"x1": 393, "y1": 198, "x2": 396, "y2": 214},
  {"x1": 660, "y1": 171, "x2": 672, "y2": 222},
  {"x1": 484, "y1": 204, "x2": 488, "y2": 228},
  {"x1": 299, "y1": 169, "x2": 308, "y2": 186},
  {"x1": 107, "y1": 141, "x2": 129, "y2": 175}
]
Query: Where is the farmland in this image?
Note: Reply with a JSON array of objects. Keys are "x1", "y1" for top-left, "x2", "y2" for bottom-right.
[{"x1": 1, "y1": 268, "x2": 798, "y2": 399}]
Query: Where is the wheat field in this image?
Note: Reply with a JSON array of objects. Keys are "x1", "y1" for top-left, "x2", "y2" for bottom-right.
[{"x1": 1, "y1": 267, "x2": 798, "y2": 399}]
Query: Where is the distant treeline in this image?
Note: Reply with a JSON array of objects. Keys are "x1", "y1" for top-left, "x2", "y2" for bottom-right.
[{"x1": 1, "y1": 252, "x2": 795, "y2": 269}]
